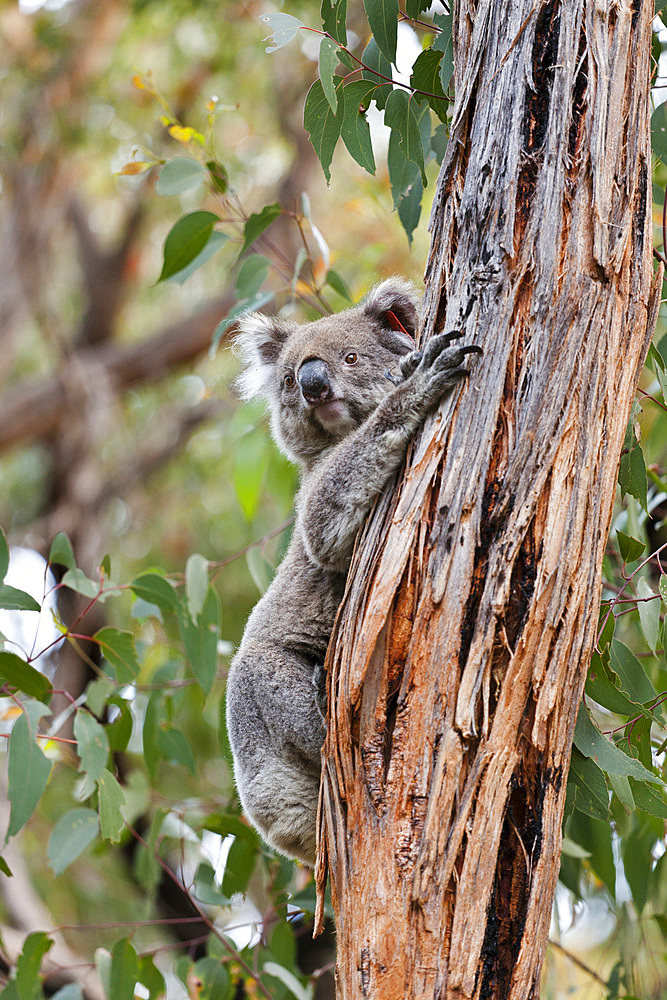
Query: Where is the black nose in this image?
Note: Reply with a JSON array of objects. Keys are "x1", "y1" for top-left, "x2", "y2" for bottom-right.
[{"x1": 298, "y1": 359, "x2": 332, "y2": 404}]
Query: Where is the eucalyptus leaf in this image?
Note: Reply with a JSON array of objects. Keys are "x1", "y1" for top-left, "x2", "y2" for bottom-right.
[
  {"x1": 574, "y1": 704, "x2": 662, "y2": 785},
  {"x1": 0, "y1": 653, "x2": 52, "y2": 702},
  {"x1": 319, "y1": 36, "x2": 340, "y2": 113},
  {"x1": 155, "y1": 157, "x2": 206, "y2": 195},
  {"x1": 97, "y1": 769, "x2": 126, "y2": 842},
  {"x1": 321, "y1": 0, "x2": 347, "y2": 44},
  {"x1": 7, "y1": 708, "x2": 52, "y2": 840},
  {"x1": 157, "y1": 211, "x2": 220, "y2": 283},
  {"x1": 259, "y1": 12, "x2": 304, "y2": 52},
  {"x1": 47, "y1": 808, "x2": 100, "y2": 874},
  {"x1": 185, "y1": 553, "x2": 210, "y2": 621},
  {"x1": 0, "y1": 527, "x2": 9, "y2": 581},
  {"x1": 94, "y1": 627, "x2": 140, "y2": 683},
  {"x1": 304, "y1": 79, "x2": 343, "y2": 183},
  {"x1": 238, "y1": 203, "x2": 281, "y2": 259},
  {"x1": 74, "y1": 711, "x2": 109, "y2": 782},
  {"x1": 363, "y1": 0, "x2": 398, "y2": 65}
]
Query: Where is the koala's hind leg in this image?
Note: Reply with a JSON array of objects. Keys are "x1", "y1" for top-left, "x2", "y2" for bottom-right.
[
  {"x1": 226, "y1": 645, "x2": 324, "y2": 866},
  {"x1": 237, "y1": 753, "x2": 320, "y2": 866}
]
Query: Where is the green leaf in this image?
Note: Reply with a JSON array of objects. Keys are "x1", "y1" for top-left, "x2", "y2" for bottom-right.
[
  {"x1": 363, "y1": 0, "x2": 398, "y2": 65},
  {"x1": 202, "y1": 812, "x2": 260, "y2": 847},
  {"x1": 586, "y1": 650, "x2": 646, "y2": 719},
  {"x1": 568, "y1": 746, "x2": 609, "y2": 819},
  {"x1": 48, "y1": 532, "x2": 75, "y2": 571},
  {"x1": 236, "y1": 254, "x2": 271, "y2": 299},
  {"x1": 263, "y1": 963, "x2": 312, "y2": 1000},
  {"x1": 155, "y1": 156, "x2": 206, "y2": 195},
  {"x1": 185, "y1": 553, "x2": 209, "y2": 621},
  {"x1": 616, "y1": 528, "x2": 645, "y2": 563},
  {"x1": 0, "y1": 855, "x2": 13, "y2": 876},
  {"x1": 660, "y1": 573, "x2": 667, "y2": 605},
  {"x1": 259, "y1": 12, "x2": 304, "y2": 52},
  {"x1": 0, "y1": 653, "x2": 52, "y2": 702},
  {"x1": 622, "y1": 823, "x2": 655, "y2": 914},
  {"x1": 234, "y1": 430, "x2": 269, "y2": 520},
  {"x1": 326, "y1": 268, "x2": 352, "y2": 301},
  {"x1": 0, "y1": 527, "x2": 9, "y2": 580},
  {"x1": 166, "y1": 230, "x2": 228, "y2": 285},
  {"x1": 15, "y1": 932, "x2": 52, "y2": 1000},
  {"x1": 384, "y1": 88, "x2": 426, "y2": 183},
  {"x1": 94, "y1": 628, "x2": 140, "y2": 683},
  {"x1": 652, "y1": 102, "x2": 667, "y2": 163},
  {"x1": 106, "y1": 697, "x2": 132, "y2": 754},
  {"x1": 0, "y1": 583, "x2": 44, "y2": 617},
  {"x1": 47, "y1": 808, "x2": 100, "y2": 875},
  {"x1": 194, "y1": 864, "x2": 231, "y2": 906},
  {"x1": 221, "y1": 836, "x2": 257, "y2": 897},
  {"x1": 410, "y1": 48, "x2": 449, "y2": 122},
  {"x1": 97, "y1": 769, "x2": 126, "y2": 842},
  {"x1": 207, "y1": 159, "x2": 229, "y2": 194},
  {"x1": 246, "y1": 545, "x2": 275, "y2": 595},
  {"x1": 49, "y1": 985, "x2": 83, "y2": 1000},
  {"x1": 609, "y1": 772, "x2": 634, "y2": 811},
  {"x1": 179, "y1": 587, "x2": 220, "y2": 694},
  {"x1": 109, "y1": 938, "x2": 140, "y2": 1000},
  {"x1": 361, "y1": 36, "x2": 392, "y2": 110},
  {"x1": 157, "y1": 726, "x2": 196, "y2": 774},
  {"x1": 157, "y1": 211, "x2": 220, "y2": 283},
  {"x1": 210, "y1": 291, "x2": 274, "y2": 354},
  {"x1": 304, "y1": 79, "x2": 342, "y2": 183},
  {"x1": 61, "y1": 568, "x2": 99, "y2": 599},
  {"x1": 405, "y1": 0, "x2": 431, "y2": 16},
  {"x1": 137, "y1": 955, "x2": 166, "y2": 1000},
  {"x1": 85, "y1": 675, "x2": 115, "y2": 718},
  {"x1": 74, "y1": 711, "x2": 109, "y2": 782},
  {"x1": 610, "y1": 639, "x2": 656, "y2": 704},
  {"x1": 340, "y1": 81, "x2": 376, "y2": 174},
  {"x1": 7, "y1": 708, "x2": 52, "y2": 840},
  {"x1": 630, "y1": 778, "x2": 667, "y2": 818},
  {"x1": 130, "y1": 573, "x2": 179, "y2": 613},
  {"x1": 239, "y1": 203, "x2": 281, "y2": 259},
  {"x1": 142, "y1": 693, "x2": 162, "y2": 778},
  {"x1": 432, "y1": 11, "x2": 454, "y2": 92},
  {"x1": 321, "y1": 0, "x2": 347, "y2": 44},
  {"x1": 636, "y1": 577, "x2": 660, "y2": 650},
  {"x1": 194, "y1": 958, "x2": 230, "y2": 1000},
  {"x1": 387, "y1": 127, "x2": 423, "y2": 243},
  {"x1": 319, "y1": 36, "x2": 340, "y2": 113},
  {"x1": 618, "y1": 435, "x2": 648, "y2": 511},
  {"x1": 574, "y1": 704, "x2": 662, "y2": 784}
]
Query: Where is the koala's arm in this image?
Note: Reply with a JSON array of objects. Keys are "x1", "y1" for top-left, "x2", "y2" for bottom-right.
[{"x1": 300, "y1": 333, "x2": 481, "y2": 571}]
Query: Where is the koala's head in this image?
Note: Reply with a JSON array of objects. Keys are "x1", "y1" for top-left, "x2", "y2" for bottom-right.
[{"x1": 234, "y1": 278, "x2": 418, "y2": 465}]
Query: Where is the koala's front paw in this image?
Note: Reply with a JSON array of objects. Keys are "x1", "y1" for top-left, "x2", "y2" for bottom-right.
[{"x1": 415, "y1": 330, "x2": 482, "y2": 399}]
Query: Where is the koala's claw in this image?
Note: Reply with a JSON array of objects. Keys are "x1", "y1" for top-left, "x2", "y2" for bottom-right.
[{"x1": 400, "y1": 350, "x2": 423, "y2": 379}]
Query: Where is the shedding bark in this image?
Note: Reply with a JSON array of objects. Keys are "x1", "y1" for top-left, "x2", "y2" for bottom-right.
[{"x1": 315, "y1": 1, "x2": 660, "y2": 997}]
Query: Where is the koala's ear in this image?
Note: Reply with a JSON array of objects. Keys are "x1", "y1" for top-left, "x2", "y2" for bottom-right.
[
  {"x1": 363, "y1": 278, "x2": 419, "y2": 346},
  {"x1": 234, "y1": 312, "x2": 289, "y2": 400}
]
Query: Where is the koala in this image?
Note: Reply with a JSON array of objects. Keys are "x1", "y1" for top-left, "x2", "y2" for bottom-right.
[{"x1": 225, "y1": 278, "x2": 481, "y2": 865}]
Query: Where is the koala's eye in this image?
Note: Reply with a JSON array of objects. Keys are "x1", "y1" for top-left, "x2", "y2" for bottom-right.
[
  {"x1": 344, "y1": 352, "x2": 358, "y2": 366},
  {"x1": 283, "y1": 374, "x2": 295, "y2": 389}
]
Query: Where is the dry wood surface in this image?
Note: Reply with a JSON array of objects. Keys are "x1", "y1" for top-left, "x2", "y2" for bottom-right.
[{"x1": 316, "y1": 2, "x2": 661, "y2": 997}]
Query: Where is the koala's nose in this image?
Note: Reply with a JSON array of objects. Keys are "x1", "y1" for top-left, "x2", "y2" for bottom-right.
[{"x1": 298, "y1": 359, "x2": 332, "y2": 404}]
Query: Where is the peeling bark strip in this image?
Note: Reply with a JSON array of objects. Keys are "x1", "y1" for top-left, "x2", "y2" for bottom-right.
[{"x1": 316, "y1": 2, "x2": 660, "y2": 998}]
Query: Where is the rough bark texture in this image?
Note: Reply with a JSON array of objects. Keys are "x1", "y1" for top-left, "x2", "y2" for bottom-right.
[{"x1": 316, "y1": 1, "x2": 660, "y2": 997}]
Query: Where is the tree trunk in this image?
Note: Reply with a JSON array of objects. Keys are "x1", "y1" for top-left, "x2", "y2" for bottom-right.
[{"x1": 316, "y1": 1, "x2": 660, "y2": 997}]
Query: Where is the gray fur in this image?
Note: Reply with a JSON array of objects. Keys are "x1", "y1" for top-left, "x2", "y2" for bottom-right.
[{"x1": 225, "y1": 279, "x2": 480, "y2": 865}]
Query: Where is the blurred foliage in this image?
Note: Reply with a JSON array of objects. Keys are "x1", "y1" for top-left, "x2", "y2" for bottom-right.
[{"x1": 0, "y1": 2, "x2": 666, "y2": 1000}]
